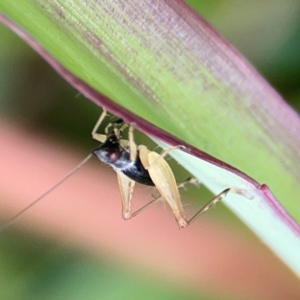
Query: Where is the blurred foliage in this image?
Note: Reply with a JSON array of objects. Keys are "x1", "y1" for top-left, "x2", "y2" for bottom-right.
[
  {"x1": 0, "y1": 1, "x2": 299, "y2": 299},
  {"x1": 1, "y1": 231, "x2": 217, "y2": 300}
]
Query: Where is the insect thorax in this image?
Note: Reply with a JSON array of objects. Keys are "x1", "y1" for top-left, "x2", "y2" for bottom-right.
[{"x1": 93, "y1": 134, "x2": 154, "y2": 186}]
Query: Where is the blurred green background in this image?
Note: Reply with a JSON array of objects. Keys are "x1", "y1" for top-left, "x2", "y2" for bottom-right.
[{"x1": 0, "y1": 1, "x2": 299, "y2": 299}]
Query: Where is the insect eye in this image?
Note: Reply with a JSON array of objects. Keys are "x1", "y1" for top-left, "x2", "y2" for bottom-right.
[
  {"x1": 109, "y1": 135, "x2": 118, "y2": 144},
  {"x1": 106, "y1": 148, "x2": 120, "y2": 163}
]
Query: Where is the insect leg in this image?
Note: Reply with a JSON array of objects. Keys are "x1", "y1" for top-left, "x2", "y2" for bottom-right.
[
  {"x1": 128, "y1": 125, "x2": 138, "y2": 162},
  {"x1": 145, "y1": 145, "x2": 184, "y2": 170},
  {"x1": 92, "y1": 111, "x2": 125, "y2": 141},
  {"x1": 177, "y1": 177, "x2": 199, "y2": 190},
  {"x1": 92, "y1": 109, "x2": 108, "y2": 143},
  {"x1": 130, "y1": 177, "x2": 198, "y2": 218},
  {"x1": 130, "y1": 197, "x2": 160, "y2": 218},
  {"x1": 116, "y1": 171, "x2": 136, "y2": 219},
  {"x1": 187, "y1": 188, "x2": 231, "y2": 226},
  {"x1": 105, "y1": 118, "x2": 126, "y2": 138},
  {"x1": 138, "y1": 146, "x2": 187, "y2": 228}
]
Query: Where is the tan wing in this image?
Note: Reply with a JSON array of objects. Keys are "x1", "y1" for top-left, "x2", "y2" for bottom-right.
[
  {"x1": 138, "y1": 145, "x2": 187, "y2": 228},
  {"x1": 116, "y1": 171, "x2": 136, "y2": 219}
]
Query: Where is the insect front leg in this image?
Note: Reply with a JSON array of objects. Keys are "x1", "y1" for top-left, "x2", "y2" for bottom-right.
[
  {"x1": 92, "y1": 109, "x2": 108, "y2": 143},
  {"x1": 92, "y1": 110, "x2": 126, "y2": 142},
  {"x1": 105, "y1": 118, "x2": 126, "y2": 139},
  {"x1": 128, "y1": 125, "x2": 138, "y2": 162}
]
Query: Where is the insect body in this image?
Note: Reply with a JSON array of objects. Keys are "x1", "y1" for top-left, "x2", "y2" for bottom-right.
[
  {"x1": 0, "y1": 109, "x2": 230, "y2": 231},
  {"x1": 92, "y1": 109, "x2": 230, "y2": 228},
  {"x1": 93, "y1": 133, "x2": 154, "y2": 186},
  {"x1": 92, "y1": 110, "x2": 187, "y2": 227}
]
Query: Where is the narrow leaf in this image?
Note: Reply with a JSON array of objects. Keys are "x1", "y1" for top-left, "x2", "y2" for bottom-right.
[{"x1": 1, "y1": 0, "x2": 300, "y2": 275}]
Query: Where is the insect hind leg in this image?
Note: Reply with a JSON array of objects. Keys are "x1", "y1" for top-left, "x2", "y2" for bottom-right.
[
  {"x1": 130, "y1": 177, "x2": 199, "y2": 219},
  {"x1": 187, "y1": 188, "x2": 231, "y2": 226}
]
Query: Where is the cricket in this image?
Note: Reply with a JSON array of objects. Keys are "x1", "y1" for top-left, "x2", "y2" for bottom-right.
[{"x1": 0, "y1": 109, "x2": 231, "y2": 231}]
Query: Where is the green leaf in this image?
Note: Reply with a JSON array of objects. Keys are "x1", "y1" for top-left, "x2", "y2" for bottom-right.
[{"x1": 1, "y1": 0, "x2": 300, "y2": 276}]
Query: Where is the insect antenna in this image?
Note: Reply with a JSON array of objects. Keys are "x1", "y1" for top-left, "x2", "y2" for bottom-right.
[{"x1": 0, "y1": 153, "x2": 93, "y2": 232}]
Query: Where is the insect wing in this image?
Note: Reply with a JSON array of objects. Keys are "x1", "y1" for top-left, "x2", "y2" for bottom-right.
[{"x1": 146, "y1": 151, "x2": 187, "y2": 228}]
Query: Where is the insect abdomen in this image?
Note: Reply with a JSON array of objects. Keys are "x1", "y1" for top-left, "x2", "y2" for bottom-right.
[{"x1": 122, "y1": 157, "x2": 154, "y2": 186}]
